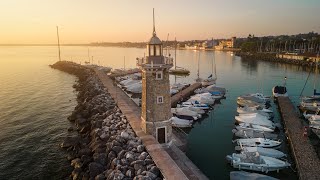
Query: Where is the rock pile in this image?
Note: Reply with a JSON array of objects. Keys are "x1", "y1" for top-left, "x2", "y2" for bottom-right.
[{"x1": 51, "y1": 61, "x2": 162, "y2": 180}]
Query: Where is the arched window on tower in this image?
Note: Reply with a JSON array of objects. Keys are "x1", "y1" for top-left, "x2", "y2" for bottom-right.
[
  {"x1": 149, "y1": 45, "x2": 155, "y2": 56},
  {"x1": 155, "y1": 45, "x2": 161, "y2": 56}
]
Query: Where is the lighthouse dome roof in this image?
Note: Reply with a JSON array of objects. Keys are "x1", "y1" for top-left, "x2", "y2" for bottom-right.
[{"x1": 149, "y1": 35, "x2": 162, "y2": 45}]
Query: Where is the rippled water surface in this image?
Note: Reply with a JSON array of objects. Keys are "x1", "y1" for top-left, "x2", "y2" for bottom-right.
[{"x1": 1, "y1": 46, "x2": 317, "y2": 179}]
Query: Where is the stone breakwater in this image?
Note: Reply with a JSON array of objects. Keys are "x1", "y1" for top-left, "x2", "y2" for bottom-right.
[
  {"x1": 235, "y1": 52, "x2": 317, "y2": 67},
  {"x1": 50, "y1": 61, "x2": 162, "y2": 180}
]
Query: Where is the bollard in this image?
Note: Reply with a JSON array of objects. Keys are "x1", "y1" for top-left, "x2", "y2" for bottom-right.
[{"x1": 303, "y1": 126, "x2": 308, "y2": 137}]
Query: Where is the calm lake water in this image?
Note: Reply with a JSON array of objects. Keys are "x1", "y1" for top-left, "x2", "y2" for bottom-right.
[{"x1": 1, "y1": 46, "x2": 317, "y2": 179}]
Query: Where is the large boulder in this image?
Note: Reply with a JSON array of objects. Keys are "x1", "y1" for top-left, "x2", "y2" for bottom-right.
[
  {"x1": 89, "y1": 162, "x2": 105, "y2": 178},
  {"x1": 60, "y1": 136, "x2": 80, "y2": 148}
]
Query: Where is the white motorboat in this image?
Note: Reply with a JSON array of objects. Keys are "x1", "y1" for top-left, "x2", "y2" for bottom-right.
[
  {"x1": 226, "y1": 152, "x2": 290, "y2": 173},
  {"x1": 195, "y1": 85, "x2": 226, "y2": 96},
  {"x1": 171, "y1": 116, "x2": 193, "y2": 128},
  {"x1": 235, "y1": 115, "x2": 275, "y2": 130},
  {"x1": 171, "y1": 107, "x2": 201, "y2": 117},
  {"x1": 120, "y1": 79, "x2": 140, "y2": 87},
  {"x1": 272, "y1": 86, "x2": 288, "y2": 98},
  {"x1": 233, "y1": 129, "x2": 278, "y2": 139},
  {"x1": 187, "y1": 97, "x2": 215, "y2": 105},
  {"x1": 238, "y1": 112, "x2": 272, "y2": 119},
  {"x1": 240, "y1": 93, "x2": 270, "y2": 103},
  {"x1": 235, "y1": 123, "x2": 274, "y2": 132},
  {"x1": 187, "y1": 93, "x2": 215, "y2": 105},
  {"x1": 125, "y1": 81, "x2": 142, "y2": 94},
  {"x1": 309, "y1": 122, "x2": 320, "y2": 130},
  {"x1": 233, "y1": 138, "x2": 282, "y2": 148},
  {"x1": 237, "y1": 106, "x2": 273, "y2": 114},
  {"x1": 237, "y1": 99, "x2": 266, "y2": 109},
  {"x1": 303, "y1": 108, "x2": 320, "y2": 119},
  {"x1": 240, "y1": 147, "x2": 286, "y2": 159},
  {"x1": 178, "y1": 102, "x2": 210, "y2": 110},
  {"x1": 238, "y1": 96, "x2": 266, "y2": 105},
  {"x1": 230, "y1": 171, "x2": 279, "y2": 180},
  {"x1": 187, "y1": 107, "x2": 206, "y2": 114},
  {"x1": 309, "y1": 115, "x2": 320, "y2": 121}
]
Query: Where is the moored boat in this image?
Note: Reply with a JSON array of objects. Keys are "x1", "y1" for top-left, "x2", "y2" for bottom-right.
[
  {"x1": 235, "y1": 123, "x2": 274, "y2": 132},
  {"x1": 233, "y1": 138, "x2": 282, "y2": 148},
  {"x1": 233, "y1": 129, "x2": 278, "y2": 139},
  {"x1": 226, "y1": 152, "x2": 290, "y2": 173},
  {"x1": 171, "y1": 116, "x2": 193, "y2": 128},
  {"x1": 171, "y1": 107, "x2": 202, "y2": 118},
  {"x1": 240, "y1": 147, "x2": 286, "y2": 159},
  {"x1": 272, "y1": 86, "x2": 288, "y2": 98},
  {"x1": 235, "y1": 115, "x2": 275, "y2": 130}
]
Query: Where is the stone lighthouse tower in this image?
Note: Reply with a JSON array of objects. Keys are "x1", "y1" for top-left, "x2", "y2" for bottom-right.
[{"x1": 136, "y1": 9, "x2": 173, "y2": 144}]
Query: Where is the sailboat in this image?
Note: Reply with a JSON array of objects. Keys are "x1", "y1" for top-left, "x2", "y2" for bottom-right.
[
  {"x1": 299, "y1": 56, "x2": 320, "y2": 112},
  {"x1": 195, "y1": 50, "x2": 203, "y2": 82},
  {"x1": 169, "y1": 38, "x2": 190, "y2": 75},
  {"x1": 201, "y1": 51, "x2": 217, "y2": 86},
  {"x1": 301, "y1": 56, "x2": 320, "y2": 101}
]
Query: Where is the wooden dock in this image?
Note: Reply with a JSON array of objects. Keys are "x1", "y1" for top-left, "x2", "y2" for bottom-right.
[
  {"x1": 277, "y1": 97, "x2": 320, "y2": 180},
  {"x1": 171, "y1": 83, "x2": 202, "y2": 107}
]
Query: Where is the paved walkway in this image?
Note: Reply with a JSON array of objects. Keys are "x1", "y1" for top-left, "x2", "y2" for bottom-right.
[
  {"x1": 94, "y1": 69, "x2": 190, "y2": 180},
  {"x1": 278, "y1": 97, "x2": 320, "y2": 180}
]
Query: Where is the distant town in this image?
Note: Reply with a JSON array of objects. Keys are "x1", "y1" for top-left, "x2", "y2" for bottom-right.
[{"x1": 90, "y1": 31, "x2": 320, "y2": 61}]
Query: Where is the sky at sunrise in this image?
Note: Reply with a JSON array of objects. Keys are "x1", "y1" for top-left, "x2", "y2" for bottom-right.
[{"x1": 0, "y1": 0, "x2": 320, "y2": 44}]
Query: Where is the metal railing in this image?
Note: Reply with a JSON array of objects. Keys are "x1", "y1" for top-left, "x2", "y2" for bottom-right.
[{"x1": 136, "y1": 57, "x2": 173, "y2": 66}]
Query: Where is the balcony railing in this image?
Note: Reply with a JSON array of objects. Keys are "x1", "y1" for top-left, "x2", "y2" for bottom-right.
[{"x1": 136, "y1": 57, "x2": 173, "y2": 67}]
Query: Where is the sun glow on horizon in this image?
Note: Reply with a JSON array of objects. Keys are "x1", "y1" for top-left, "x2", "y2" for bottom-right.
[{"x1": 0, "y1": 0, "x2": 319, "y2": 44}]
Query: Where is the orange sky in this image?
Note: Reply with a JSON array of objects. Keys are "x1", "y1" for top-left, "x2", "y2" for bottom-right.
[{"x1": 0, "y1": 0, "x2": 319, "y2": 44}]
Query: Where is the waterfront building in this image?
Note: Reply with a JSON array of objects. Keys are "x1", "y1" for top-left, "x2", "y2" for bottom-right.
[
  {"x1": 136, "y1": 11, "x2": 173, "y2": 143},
  {"x1": 202, "y1": 39, "x2": 218, "y2": 49},
  {"x1": 215, "y1": 37, "x2": 236, "y2": 50}
]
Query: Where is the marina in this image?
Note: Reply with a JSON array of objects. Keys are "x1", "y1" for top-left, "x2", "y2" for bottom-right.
[
  {"x1": 1, "y1": 46, "x2": 320, "y2": 179},
  {"x1": 1, "y1": 1, "x2": 320, "y2": 179}
]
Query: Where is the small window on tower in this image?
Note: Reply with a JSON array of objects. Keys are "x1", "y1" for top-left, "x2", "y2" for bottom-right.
[
  {"x1": 157, "y1": 96, "x2": 164, "y2": 104},
  {"x1": 156, "y1": 71, "x2": 163, "y2": 80}
]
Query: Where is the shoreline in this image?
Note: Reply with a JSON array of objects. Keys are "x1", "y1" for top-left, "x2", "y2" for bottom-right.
[
  {"x1": 50, "y1": 61, "x2": 162, "y2": 180},
  {"x1": 235, "y1": 52, "x2": 318, "y2": 67}
]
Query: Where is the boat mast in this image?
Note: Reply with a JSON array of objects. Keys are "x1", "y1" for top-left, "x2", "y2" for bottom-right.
[
  {"x1": 314, "y1": 53, "x2": 319, "y2": 95},
  {"x1": 197, "y1": 51, "x2": 200, "y2": 80},
  {"x1": 56, "y1": 26, "x2": 61, "y2": 61},
  {"x1": 166, "y1": 33, "x2": 169, "y2": 56},
  {"x1": 87, "y1": 48, "x2": 90, "y2": 64},
  {"x1": 174, "y1": 37, "x2": 177, "y2": 70}
]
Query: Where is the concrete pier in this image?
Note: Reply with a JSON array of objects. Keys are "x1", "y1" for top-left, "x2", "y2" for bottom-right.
[
  {"x1": 277, "y1": 97, "x2": 320, "y2": 180},
  {"x1": 93, "y1": 68, "x2": 208, "y2": 180},
  {"x1": 171, "y1": 83, "x2": 202, "y2": 107}
]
